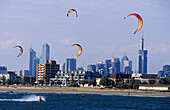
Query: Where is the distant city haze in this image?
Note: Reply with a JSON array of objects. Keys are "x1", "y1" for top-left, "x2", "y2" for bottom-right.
[{"x1": 0, "y1": 0, "x2": 170, "y2": 74}]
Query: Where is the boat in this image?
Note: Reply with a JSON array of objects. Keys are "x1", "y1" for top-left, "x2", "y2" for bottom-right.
[{"x1": 39, "y1": 96, "x2": 46, "y2": 102}]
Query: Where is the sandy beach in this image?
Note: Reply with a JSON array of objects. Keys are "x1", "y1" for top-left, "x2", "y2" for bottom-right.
[{"x1": 0, "y1": 86, "x2": 169, "y2": 96}]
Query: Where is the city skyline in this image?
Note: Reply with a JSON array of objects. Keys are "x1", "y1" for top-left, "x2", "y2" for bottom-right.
[{"x1": 0, "y1": 0, "x2": 170, "y2": 74}]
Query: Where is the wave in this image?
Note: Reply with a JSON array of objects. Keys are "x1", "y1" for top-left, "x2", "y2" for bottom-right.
[{"x1": 0, "y1": 95, "x2": 46, "y2": 102}]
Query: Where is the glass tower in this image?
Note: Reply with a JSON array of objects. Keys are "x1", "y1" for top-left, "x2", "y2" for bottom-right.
[
  {"x1": 33, "y1": 57, "x2": 40, "y2": 77},
  {"x1": 29, "y1": 48, "x2": 36, "y2": 76},
  {"x1": 40, "y1": 43, "x2": 50, "y2": 64},
  {"x1": 65, "y1": 58, "x2": 76, "y2": 72},
  {"x1": 137, "y1": 38, "x2": 148, "y2": 74}
]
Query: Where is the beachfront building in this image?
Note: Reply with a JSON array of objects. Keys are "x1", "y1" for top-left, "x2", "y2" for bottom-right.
[
  {"x1": 109, "y1": 73, "x2": 131, "y2": 85},
  {"x1": 50, "y1": 71, "x2": 101, "y2": 86},
  {"x1": 0, "y1": 71, "x2": 17, "y2": 84},
  {"x1": 36, "y1": 60, "x2": 60, "y2": 83},
  {"x1": 132, "y1": 73, "x2": 158, "y2": 84}
]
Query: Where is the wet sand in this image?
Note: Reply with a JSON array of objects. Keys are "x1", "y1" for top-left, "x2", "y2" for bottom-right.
[{"x1": 0, "y1": 86, "x2": 170, "y2": 96}]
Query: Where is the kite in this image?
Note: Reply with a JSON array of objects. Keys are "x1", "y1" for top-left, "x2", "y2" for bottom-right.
[
  {"x1": 67, "y1": 9, "x2": 78, "y2": 17},
  {"x1": 72, "y1": 44, "x2": 82, "y2": 57},
  {"x1": 124, "y1": 13, "x2": 143, "y2": 34},
  {"x1": 13, "y1": 45, "x2": 23, "y2": 57}
]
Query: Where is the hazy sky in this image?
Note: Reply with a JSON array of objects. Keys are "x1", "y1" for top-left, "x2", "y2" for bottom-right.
[{"x1": 0, "y1": 0, "x2": 170, "y2": 74}]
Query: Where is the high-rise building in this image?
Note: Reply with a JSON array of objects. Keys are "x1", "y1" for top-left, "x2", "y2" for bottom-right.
[
  {"x1": 87, "y1": 64, "x2": 96, "y2": 72},
  {"x1": 40, "y1": 43, "x2": 50, "y2": 64},
  {"x1": 163, "y1": 65, "x2": 170, "y2": 73},
  {"x1": 20, "y1": 70, "x2": 30, "y2": 77},
  {"x1": 120, "y1": 56, "x2": 129, "y2": 73},
  {"x1": 124, "y1": 60, "x2": 132, "y2": 74},
  {"x1": 29, "y1": 48, "x2": 36, "y2": 76},
  {"x1": 36, "y1": 60, "x2": 60, "y2": 82},
  {"x1": 96, "y1": 62, "x2": 105, "y2": 74},
  {"x1": 65, "y1": 58, "x2": 76, "y2": 72},
  {"x1": 61, "y1": 63, "x2": 65, "y2": 71},
  {"x1": 137, "y1": 38, "x2": 148, "y2": 74},
  {"x1": 105, "y1": 60, "x2": 111, "y2": 75},
  {"x1": 33, "y1": 57, "x2": 40, "y2": 78},
  {"x1": 0, "y1": 66, "x2": 7, "y2": 74},
  {"x1": 77, "y1": 67, "x2": 84, "y2": 71},
  {"x1": 111, "y1": 57, "x2": 120, "y2": 73}
]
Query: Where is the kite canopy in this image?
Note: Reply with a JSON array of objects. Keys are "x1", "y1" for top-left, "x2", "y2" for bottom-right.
[
  {"x1": 14, "y1": 45, "x2": 23, "y2": 57},
  {"x1": 67, "y1": 9, "x2": 78, "y2": 17},
  {"x1": 72, "y1": 44, "x2": 82, "y2": 57},
  {"x1": 124, "y1": 13, "x2": 143, "y2": 34}
]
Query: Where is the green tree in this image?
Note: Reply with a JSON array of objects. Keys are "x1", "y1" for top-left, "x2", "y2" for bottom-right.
[
  {"x1": 88, "y1": 79, "x2": 96, "y2": 86},
  {"x1": 81, "y1": 80, "x2": 88, "y2": 86},
  {"x1": 2, "y1": 76, "x2": 6, "y2": 85},
  {"x1": 158, "y1": 78, "x2": 167, "y2": 84},
  {"x1": 6, "y1": 79, "x2": 12, "y2": 85},
  {"x1": 100, "y1": 76, "x2": 114, "y2": 87},
  {"x1": 167, "y1": 76, "x2": 170, "y2": 84}
]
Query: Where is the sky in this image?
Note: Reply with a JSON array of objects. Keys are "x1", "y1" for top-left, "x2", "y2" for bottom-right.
[{"x1": 0, "y1": 0, "x2": 170, "y2": 74}]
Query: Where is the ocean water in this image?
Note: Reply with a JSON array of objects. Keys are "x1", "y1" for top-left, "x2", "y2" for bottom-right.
[{"x1": 0, "y1": 91, "x2": 169, "y2": 110}]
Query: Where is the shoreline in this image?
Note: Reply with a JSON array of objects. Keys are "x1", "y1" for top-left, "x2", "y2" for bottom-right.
[{"x1": 0, "y1": 86, "x2": 170, "y2": 96}]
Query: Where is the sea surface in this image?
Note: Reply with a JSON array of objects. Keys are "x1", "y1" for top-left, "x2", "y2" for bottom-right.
[{"x1": 0, "y1": 91, "x2": 169, "y2": 110}]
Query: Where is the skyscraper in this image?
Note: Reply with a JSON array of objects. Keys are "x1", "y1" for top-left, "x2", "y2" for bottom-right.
[
  {"x1": 87, "y1": 64, "x2": 96, "y2": 72},
  {"x1": 33, "y1": 57, "x2": 40, "y2": 78},
  {"x1": 105, "y1": 60, "x2": 111, "y2": 75},
  {"x1": 137, "y1": 38, "x2": 148, "y2": 74},
  {"x1": 111, "y1": 57, "x2": 120, "y2": 74},
  {"x1": 65, "y1": 58, "x2": 76, "y2": 72},
  {"x1": 29, "y1": 48, "x2": 36, "y2": 76},
  {"x1": 40, "y1": 43, "x2": 50, "y2": 64},
  {"x1": 120, "y1": 55, "x2": 129, "y2": 73},
  {"x1": 96, "y1": 62, "x2": 105, "y2": 74}
]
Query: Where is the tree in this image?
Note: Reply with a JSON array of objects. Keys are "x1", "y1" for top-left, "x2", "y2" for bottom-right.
[
  {"x1": 2, "y1": 76, "x2": 6, "y2": 85},
  {"x1": 81, "y1": 80, "x2": 88, "y2": 86},
  {"x1": 6, "y1": 79, "x2": 12, "y2": 85},
  {"x1": 100, "y1": 76, "x2": 114, "y2": 87},
  {"x1": 88, "y1": 79, "x2": 96, "y2": 86},
  {"x1": 167, "y1": 76, "x2": 170, "y2": 84},
  {"x1": 158, "y1": 78, "x2": 167, "y2": 84}
]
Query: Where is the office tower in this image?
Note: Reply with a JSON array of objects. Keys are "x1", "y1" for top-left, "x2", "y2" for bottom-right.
[
  {"x1": 105, "y1": 60, "x2": 112, "y2": 75},
  {"x1": 96, "y1": 62, "x2": 105, "y2": 74},
  {"x1": 40, "y1": 43, "x2": 50, "y2": 64},
  {"x1": 124, "y1": 60, "x2": 132, "y2": 74},
  {"x1": 61, "y1": 63, "x2": 65, "y2": 71},
  {"x1": 163, "y1": 65, "x2": 170, "y2": 73},
  {"x1": 36, "y1": 60, "x2": 60, "y2": 82},
  {"x1": 0, "y1": 66, "x2": 7, "y2": 74},
  {"x1": 87, "y1": 64, "x2": 96, "y2": 72},
  {"x1": 29, "y1": 48, "x2": 36, "y2": 76},
  {"x1": 77, "y1": 67, "x2": 84, "y2": 71},
  {"x1": 111, "y1": 57, "x2": 120, "y2": 73},
  {"x1": 20, "y1": 70, "x2": 30, "y2": 77},
  {"x1": 137, "y1": 38, "x2": 148, "y2": 74},
  {"x1": 33, "y1": 57, "x2": 40, "y2": 78},
  {"x1": 65, "y1": 58, "x2": 76, "y2": 72},
  {"x1": 158, "y1": 71, "x2": 164, "y2": 77},
  {"x1": 120, "y1": 56, "x2": 129, "y2": 73}
]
